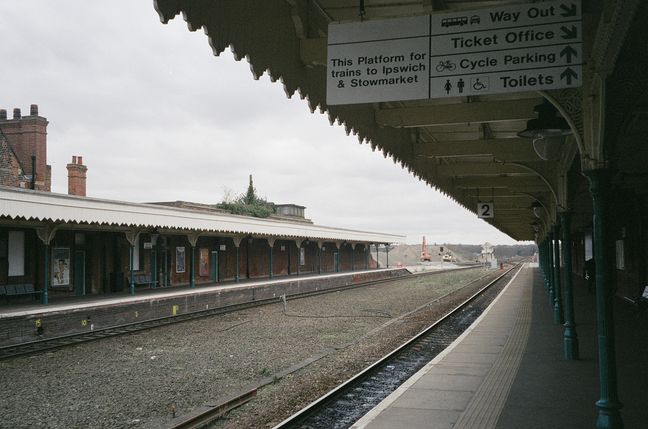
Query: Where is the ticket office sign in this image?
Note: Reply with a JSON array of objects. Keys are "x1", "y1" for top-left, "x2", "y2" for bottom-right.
[{"x1": 327, "y1": 1, "x2": 581, "y2": 104}]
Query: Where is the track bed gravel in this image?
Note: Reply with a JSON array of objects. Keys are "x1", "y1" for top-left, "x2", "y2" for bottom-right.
[{"x1": 0, "y1": 268, "x2": 496, "y2": 428}]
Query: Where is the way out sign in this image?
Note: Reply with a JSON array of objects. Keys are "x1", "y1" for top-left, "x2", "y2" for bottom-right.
[
  {"x1": 327, "y1": 0, "x2": 582, "y2": 104},
  {"x1": 477, "y1": 202, "x2": 494, "y2": 219}
]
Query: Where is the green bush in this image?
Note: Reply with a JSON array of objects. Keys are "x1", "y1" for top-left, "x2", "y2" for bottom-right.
[{"x1": 216, "y1": 175, "x2": 275, "y2": 218}]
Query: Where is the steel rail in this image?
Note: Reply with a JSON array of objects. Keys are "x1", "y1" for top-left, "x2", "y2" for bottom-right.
[
  {"x1": 0, "y1": 265, "x2": 481, "y2": 360},
  {"x1": 272, "y1": 263, "x2": 522, "y2": 429},
  {"x1": 164, "y1": 388, "x2": 258, "y2": 429}
]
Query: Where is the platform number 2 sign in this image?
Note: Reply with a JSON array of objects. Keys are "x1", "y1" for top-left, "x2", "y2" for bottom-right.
[{"x1": 478, "y1": 202, "x2": 494, "y2": 219}]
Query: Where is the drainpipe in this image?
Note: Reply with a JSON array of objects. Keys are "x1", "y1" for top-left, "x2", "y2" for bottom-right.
[{"x1": 31, "y1": 155, "x2": 36, "y2": 190}]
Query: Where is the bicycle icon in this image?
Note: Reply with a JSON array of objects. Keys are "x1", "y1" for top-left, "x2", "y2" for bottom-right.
[{"x1": 436, "y1": 60, "x2": 456, "y2": 72}]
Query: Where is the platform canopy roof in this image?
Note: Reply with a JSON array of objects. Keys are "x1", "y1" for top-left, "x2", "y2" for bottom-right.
[
  {"x1": 152, "y1": 0, "x2": 647, "y2": 242},
  {"x1": 0, "y1": 187, "x2": 403, "y2": 244}
]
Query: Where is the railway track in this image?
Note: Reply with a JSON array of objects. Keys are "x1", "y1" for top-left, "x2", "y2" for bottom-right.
[
  {"x1": 0, "y1": 265, "x2": 481, "y2": 360},
  {"x1": 272, "y1": 264, "x2": 521, "y2": 429}
]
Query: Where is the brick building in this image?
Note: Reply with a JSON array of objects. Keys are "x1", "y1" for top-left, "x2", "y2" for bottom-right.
[{"x1": 0, "y1": 105, "x2": 51, "y2": 192}]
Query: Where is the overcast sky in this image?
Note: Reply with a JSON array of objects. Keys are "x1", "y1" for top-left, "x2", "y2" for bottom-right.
[{"x1": 0, "y1": 1, "x2": 525, "y2": 245}]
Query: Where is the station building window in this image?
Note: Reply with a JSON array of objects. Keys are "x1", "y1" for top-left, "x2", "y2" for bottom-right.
[
  {"x1": 7, "y1": 230, "x2": 25, "y2": 277},
  {"x1": 133, "y1": 235, "x2": 140, "y2": 271},
  {"x1": 615, "y1": 239, "x2": 625, "y2": 270}
]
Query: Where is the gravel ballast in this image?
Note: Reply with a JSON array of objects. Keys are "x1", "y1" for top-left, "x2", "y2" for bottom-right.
[{"x1": 0, "y1": 268, "x2": 497, "y2": 428}]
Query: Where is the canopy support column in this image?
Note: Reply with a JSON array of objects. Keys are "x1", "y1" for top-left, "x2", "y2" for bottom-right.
[
  {"x1": 36, "y1": 225, "x2": 59, "y2": 305},
  {"x1": 560, "y1": 211, "x2": 579, "y2": 360},
  {"x1": 187, "y1": 233, "x2": 199, "y2": 289},
  {"x1": 124, "y1": 230, "x2": 141, "y2": 296},
  {"x1": 232, "y1": 237, "x2": 242, "y2": 283},
  {"x1": 268, "y1": 238, "x2": 275, "y2": 279},
  {"x1": 547, "y1": 233, "x2": 555, "y2": 307},
  {"x1": 386, "y1": 244, "x2": 390, "y2": 268},
  {"x1": 553, "y1": 225, "x2": 563, "y2": 324},
  {"x1": 584, "y1": 169, "x2": 623, "y2": 429}
]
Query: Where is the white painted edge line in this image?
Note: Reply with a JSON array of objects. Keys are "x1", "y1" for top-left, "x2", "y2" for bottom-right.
[
  {"x1": 0, "y1": 268, "x2": 401, "y2": 318},
  {"x1": 351, "y1": 264, "x2": 526, "y2": 428}
]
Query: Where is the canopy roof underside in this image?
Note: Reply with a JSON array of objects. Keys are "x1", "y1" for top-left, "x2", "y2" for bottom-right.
[{"x1": 153, "y1": 0, "x2": 646, "y2": 242}]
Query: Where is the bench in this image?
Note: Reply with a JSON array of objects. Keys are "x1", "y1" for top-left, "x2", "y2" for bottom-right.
[
  {"x1": 0, "y1": 283, "x2": 42, "y2": 301},
  {"x1": 127, "y1": 273, "x2": 157, "y2": 288}
]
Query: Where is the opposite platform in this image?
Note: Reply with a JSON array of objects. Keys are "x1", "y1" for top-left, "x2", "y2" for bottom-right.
[{"x1": 0, "y1": 268, "x2": 408, "y2": 346}]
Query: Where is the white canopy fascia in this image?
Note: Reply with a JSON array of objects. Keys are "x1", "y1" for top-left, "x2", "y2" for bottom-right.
[{"x1": 0, "y1": 187, "x2": 403, "y2": 244}]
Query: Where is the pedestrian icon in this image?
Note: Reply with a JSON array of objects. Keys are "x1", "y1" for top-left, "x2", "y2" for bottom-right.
[
  {"x1": 457, "y1": 78, "x2": 465, "y2": 94},
  {"x1": 444, "y1": 79, "x2": 452, "y2": 94}
]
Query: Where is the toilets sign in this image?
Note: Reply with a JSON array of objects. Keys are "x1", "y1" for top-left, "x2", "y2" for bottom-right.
[{"x1": 327, "y1": 1, "x2": 581, "y2": 104}]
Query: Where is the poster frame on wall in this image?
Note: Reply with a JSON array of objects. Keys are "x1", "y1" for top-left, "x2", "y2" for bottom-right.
[
  {"x1": 51, "y1": 247, "x2": 70, "y2": 287},
  {"x1": 176, "y1": 246, "x2": 186, "y2": 273},
  {"x1": 199, "y1": 248, "x2": 209, "y2": 277}
]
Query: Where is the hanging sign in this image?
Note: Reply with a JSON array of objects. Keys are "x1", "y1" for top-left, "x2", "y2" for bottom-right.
[
  {"x1": 477, "y1": 202, "x2": 494, "y2": 218},
  {"x1": 327, "y1": 0, "x2": 581, "y2": 104}
]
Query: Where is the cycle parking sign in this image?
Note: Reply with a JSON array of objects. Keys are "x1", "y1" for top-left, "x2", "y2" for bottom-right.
[{"x1": 327, "y1": 0, "x2": 582, "y2": 104}]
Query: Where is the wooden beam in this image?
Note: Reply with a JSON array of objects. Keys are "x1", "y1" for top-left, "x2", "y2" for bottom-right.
[
  {"x1": 453, "y1": 176, "x2": 549, "y2": 191},
  {"x1": 300, "y1": 38, "x2": 326, "y2": 66},
  {"x1": 414, "y1": 138, "x2": 539, "y2": 162},
  {"x1": 462, "y1": 190, "x2": 541, "y2": 198},
  {"x1": 375, "y1": 98, "x2": 541, "y2": 128},
  {"x1": 435, "y1": 163, "x2": 535, "y2": 177}
]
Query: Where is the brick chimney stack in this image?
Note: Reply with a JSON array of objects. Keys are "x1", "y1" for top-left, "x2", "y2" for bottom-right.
[
  {"x1": 67, "y1": 155, "x2": 87, "y2": 197},
  {"x1": 0, "y1": 104, "x2": 50, "y2": 191}
]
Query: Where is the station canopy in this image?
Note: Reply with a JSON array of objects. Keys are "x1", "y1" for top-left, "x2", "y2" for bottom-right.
[{"x1": 153, "y1": 0, "x2": 646, "y2": 242}]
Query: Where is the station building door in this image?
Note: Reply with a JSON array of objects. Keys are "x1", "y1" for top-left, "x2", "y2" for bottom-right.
[
  {"x1": 159, "y1": 249, "x2": 169, "y2": 287},
  {"x1": 210, "y1": 250, "x2": 219, "y2": 282},
  {"x1": 74, "y1": 250, "x2": 85, "y2": 296}
]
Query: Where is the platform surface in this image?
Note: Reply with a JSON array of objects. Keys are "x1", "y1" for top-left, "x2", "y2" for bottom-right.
[
  {"x1": 0, "y1": 268, "x2": 399, "y2": 318},
  {"x1": 353, "y1": 264, "x2": 648, "y2": 428}
]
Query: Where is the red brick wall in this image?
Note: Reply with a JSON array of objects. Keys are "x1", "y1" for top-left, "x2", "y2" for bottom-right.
[
  {"x1": 0, "y1": 111, "x2": 50, "y2": 191},
  {"x1": 0, "y1": 137, "x2": 23, "y2": 187}
]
